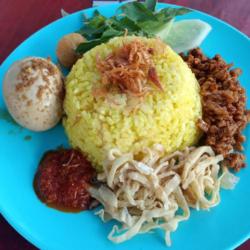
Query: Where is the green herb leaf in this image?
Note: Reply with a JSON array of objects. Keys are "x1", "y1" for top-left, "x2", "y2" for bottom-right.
[
  {"x1": 155, "y1": 7, "x2": 191, "y2": 23},
  {"x1": 101, "y1": 27, "x2": 124, "y2": 38},
  {"x1": 79, "y1": 25, "x2": 106, "y2": 39},
  {"x1": 79, "y1": 10, "x2": 107, "y2": 39},
  {"x1": 76, "y1": 38, "x2": 109, "y2": 54},
  {"x1": 120, "y1": 2, "x2": 157, "y2": 22},
  {"x1": 109, "y1": 16, "x2": 141, "y2": 33},
  {"x1": 88, "y1": 10, "x2": 106, "y2": 28},
  {"x1": 137, "y1": 20, "x2": 163, "y2": 34},
  {"x1": 144, "y1": 0, "x2": 156, "y2": 11},
  {"x1": 76, "y1": 1, "x2": 192, "y2": 54}
]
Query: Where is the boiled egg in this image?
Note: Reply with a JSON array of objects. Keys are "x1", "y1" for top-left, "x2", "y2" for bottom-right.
[{"x1": 3, "y1": 57, "x2": 64, "y2": 131}]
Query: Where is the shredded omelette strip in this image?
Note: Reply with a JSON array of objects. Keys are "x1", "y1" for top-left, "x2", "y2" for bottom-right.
[
  {"x1": 95, "y1": 39, "x2": 163, "y2": 97},
  {"x1": 89, "y1": 145, "x2": 238, "y2": 246}
]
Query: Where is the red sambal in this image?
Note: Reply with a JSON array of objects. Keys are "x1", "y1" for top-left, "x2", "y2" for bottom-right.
[{"x1": 34, "y1": 149, "x2": 96, "y2": 212}]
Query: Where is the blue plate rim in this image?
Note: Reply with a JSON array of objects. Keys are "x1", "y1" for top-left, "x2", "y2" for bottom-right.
[{"x1": 0, "y1": 2, "x2": 249, "y2": 250}]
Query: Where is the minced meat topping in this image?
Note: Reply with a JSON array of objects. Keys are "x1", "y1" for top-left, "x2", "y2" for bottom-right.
[{"x1": 181, "y1": 48, "x2": 250, "y2": 171}]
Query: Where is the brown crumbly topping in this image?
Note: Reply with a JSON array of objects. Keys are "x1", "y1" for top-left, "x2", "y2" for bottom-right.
[
  {"x1": 95, "y1": 39, "x2": 164, "y2": 98},
  {"x1": 21, "y1": 94, "x2": 27, "y2": 101},
  {"x1": 181, "y1": 48, "x2": 249, "y2": 171},
  {"x1": 36, "y1": 85, "x2": 46, "y2": 100},
  {"x1": 15, "y1": 58, "x2": 59, "y2": 93},
  {"x1": 31, "y1": 58, "x2": 57, "y2": 76},
  {"x1": 223, "y1": 153, "x2": 246, "y2": 171},
  {"x1": 26, "y1": 100, "x2": 33, "y2": 107},
  {"x1": 16, "y1": 65, "x2": 36, "y2": 92}
]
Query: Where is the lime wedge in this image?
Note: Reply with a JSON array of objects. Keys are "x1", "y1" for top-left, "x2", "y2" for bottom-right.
[{"x1": 164, "y1": 19, "x2": 212, "y2": 53}]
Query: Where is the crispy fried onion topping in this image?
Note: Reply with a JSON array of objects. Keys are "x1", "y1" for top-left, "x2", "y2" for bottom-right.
[
  {"x1": 89, "y1": 145, "x2": 238, "y2": 246},
  {"x1": 95, "y1": 39, "x2": 163, "y2": 98}
]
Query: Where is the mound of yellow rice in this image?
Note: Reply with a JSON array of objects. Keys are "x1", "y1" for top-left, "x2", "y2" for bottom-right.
[{"x1": 63, "y1": 36, "x2": 202, "y2": 170}]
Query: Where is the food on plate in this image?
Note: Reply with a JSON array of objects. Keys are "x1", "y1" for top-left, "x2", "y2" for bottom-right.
[
  {"x1": 63, "y1": 36, "x2": 202, "y2": 169},
  {"x1": 96, "y1": 39, "x2": 164, "y2": 96},
  {"x1": 76, "y1": 1, "x2": 211, "y2": 55},
  {"x1": 181, "y1": 48, "x2": 250, "y2": 171},
  {"x1": 76, "y1": 2, "x2": 191, "y2": 54},
  {"x1": 3, "y1": 57, "x2": 64, "y2": 131},
  {"x1": 89, "y1": 145, "x2": 238, "y2": 245},
  {"x1": 1, "y1": 0, "x2": 249, "y2": 247},
  {"x1": 34, "y1": 149, "x2": 96, "y2": 211},
  {"x1": 56, "y1": 33, "x2": 85, "y2": 68}
]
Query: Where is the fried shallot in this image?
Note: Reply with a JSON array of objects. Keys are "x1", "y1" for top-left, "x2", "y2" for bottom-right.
[{"x1": 95, "y1": 39, "x2": 163, "y2": 97}]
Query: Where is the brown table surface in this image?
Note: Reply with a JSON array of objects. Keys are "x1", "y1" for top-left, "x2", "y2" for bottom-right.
[{"x1": 0, "y1": 0, "x2": 249, "y2": 249}]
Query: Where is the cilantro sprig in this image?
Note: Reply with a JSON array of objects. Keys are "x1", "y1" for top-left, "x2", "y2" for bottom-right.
[{"x1": 76, "y1": 0, "x2": 191, "y2": 54}]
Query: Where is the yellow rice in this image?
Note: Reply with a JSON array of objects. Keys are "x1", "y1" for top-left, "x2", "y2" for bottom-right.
[{"x1": 63, "y1": 36, "x2": 202, "y2": 170}]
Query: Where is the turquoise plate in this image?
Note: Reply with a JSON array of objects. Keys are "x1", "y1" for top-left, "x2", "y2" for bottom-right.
[{"x1": 0, "y1": 3, "x2": 250, "y2": 250}]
